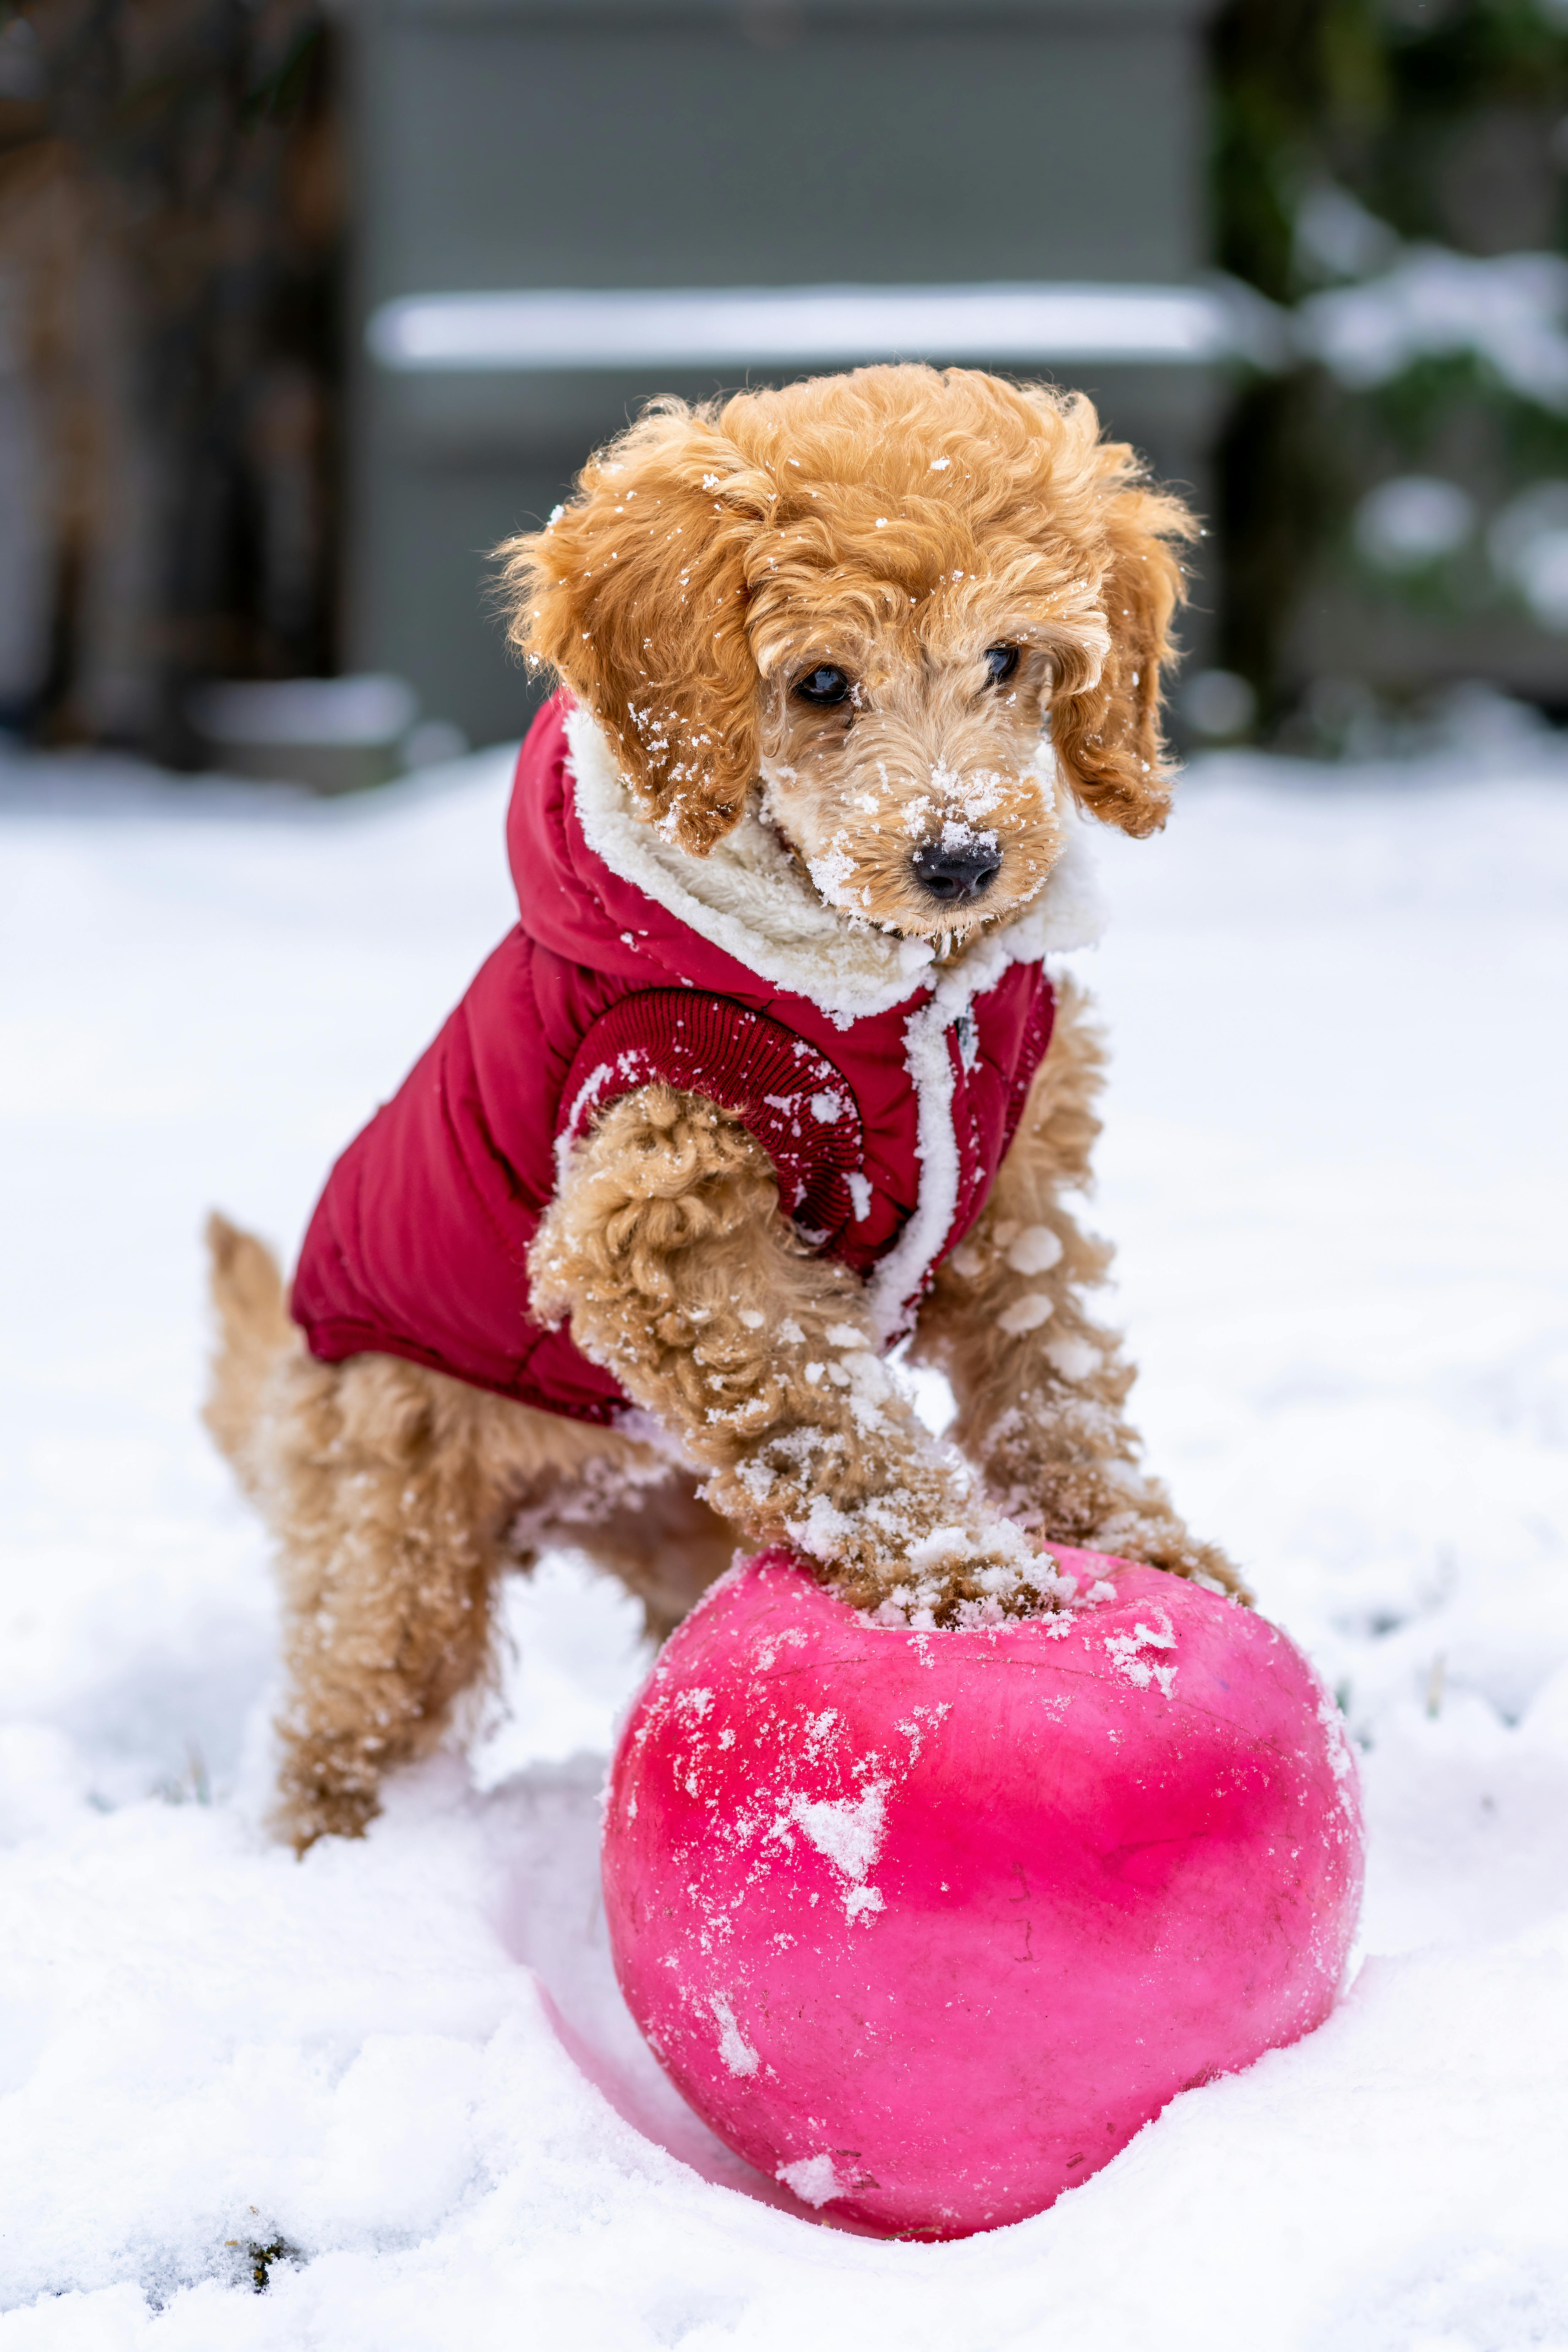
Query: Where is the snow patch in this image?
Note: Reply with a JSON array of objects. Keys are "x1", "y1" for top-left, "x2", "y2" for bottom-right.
[
  {"x1": 1007, "y1": 1224, "x2": 1064, "y2": 1276},
  {"x1": 791, "y1": 1781, "x2": 890, "y2": 1921},
  {"x1": 3, "y1": 735, "x2": 1567, "y2": 2337},
  {"x1": 776, "y1": 2152, "x2": 843, "y2": 2208},
  {"x1": 709, "y1": 1992, "x2": 759, "y2": 2078},
  {"x1": 1103, "y1": 1610, "x2": 1179, "y2": 1698},
  {"x1": 791, "y1": 1781, "x2": 888, "y2": 1884}
]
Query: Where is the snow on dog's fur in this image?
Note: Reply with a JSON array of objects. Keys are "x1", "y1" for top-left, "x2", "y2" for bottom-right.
[{"x1": 206, "y1": 364, "x2": 1244, "y2": 1853}]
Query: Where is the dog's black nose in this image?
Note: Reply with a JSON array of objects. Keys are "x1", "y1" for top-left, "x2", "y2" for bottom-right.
[{"x1": 912, "y1": 842, "x2": 1002, "y2": 904}]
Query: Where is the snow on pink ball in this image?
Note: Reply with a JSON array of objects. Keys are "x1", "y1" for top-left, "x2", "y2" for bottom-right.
[{"x1": 602, "y1": 1546, "x2": 1364, "y2": 2239}]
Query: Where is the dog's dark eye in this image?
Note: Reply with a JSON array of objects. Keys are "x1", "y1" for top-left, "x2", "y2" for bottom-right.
[
  {"x1": 794, "y1": 665, "x2": 851, "y2": 707},
  {"x1": 984, "y1": 645, "x2": 1019, "y2": 685}
]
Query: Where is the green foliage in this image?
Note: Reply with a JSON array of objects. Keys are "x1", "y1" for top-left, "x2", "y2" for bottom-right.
[
  {"x1": 1211, "y1": 0, "x2": 1568, "y2": 733},
  {"x1": 1213, "y1": 0, "x2": 1391, "y2": 301},
  {"x1": 1215, "y1": 0, "x2": 1568, "y2": 297}
]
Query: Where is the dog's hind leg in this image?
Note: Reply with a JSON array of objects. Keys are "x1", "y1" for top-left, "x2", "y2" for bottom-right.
[
  {"x1": 911, "y1": 981, "x2": 1250, "y2": 1600},
  {"x1": 252, "y1": 1351, "x2": 517, "y2": 1850},
  {"x1": 216, "y1": 1321, "x2": 697, "y2": 1846},
  {"x1": 545, "y1": 1469, "x2": 739, "y2": 1643}
]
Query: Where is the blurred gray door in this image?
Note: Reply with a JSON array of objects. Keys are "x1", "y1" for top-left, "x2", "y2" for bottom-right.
[{"x1": 348, "y1": 0, "x2": 1222, "y2": 746}]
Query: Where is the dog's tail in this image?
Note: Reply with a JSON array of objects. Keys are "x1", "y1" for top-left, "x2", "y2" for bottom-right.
[{"x1": 202, "y1": 1212, "x2": 294, "y2": 1491}]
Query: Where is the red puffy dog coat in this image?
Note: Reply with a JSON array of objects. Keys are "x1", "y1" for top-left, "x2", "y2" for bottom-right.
[{"x1": 290, "y1": 692, "x2": 1098, "y2": 1426}]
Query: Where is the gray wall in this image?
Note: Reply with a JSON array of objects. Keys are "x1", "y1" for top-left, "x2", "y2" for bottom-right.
[{"x1": 347, "y1": 0, "x2": 1222, "y2": 746}]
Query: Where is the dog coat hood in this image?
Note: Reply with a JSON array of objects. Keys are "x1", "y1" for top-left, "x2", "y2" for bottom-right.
[{"x1": 291, "y1": 692, "x2": 1102, "y2": 1424}]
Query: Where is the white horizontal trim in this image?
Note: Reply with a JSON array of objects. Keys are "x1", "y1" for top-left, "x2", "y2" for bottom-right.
[{"x1": 366, "y1": 282, "x2": 1241, "y2": 373}]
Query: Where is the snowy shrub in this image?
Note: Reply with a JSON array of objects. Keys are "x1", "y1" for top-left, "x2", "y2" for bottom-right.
[{"x1": 1212, "y1": 0, "x2": 1568, "y2": 740}]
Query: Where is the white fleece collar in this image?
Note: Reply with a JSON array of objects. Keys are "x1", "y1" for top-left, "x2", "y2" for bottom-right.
[{"x1": 563, "y1": 703, "x2": 1105, "y2": 1027}]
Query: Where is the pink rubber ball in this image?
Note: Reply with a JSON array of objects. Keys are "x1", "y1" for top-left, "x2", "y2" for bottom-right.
[{"x1": 602, "y1": 1546, "x2": 1364, "y2": 2239}]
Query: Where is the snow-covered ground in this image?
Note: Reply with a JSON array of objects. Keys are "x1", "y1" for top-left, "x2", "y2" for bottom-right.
[{"x1": 1, "y1": 722, "x2": 1566, "y2": 2348}]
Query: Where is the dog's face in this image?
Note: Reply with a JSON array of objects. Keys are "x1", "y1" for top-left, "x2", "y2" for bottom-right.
[
  {"x1": 754, "y1": 602, "x2": 1061, "y2": 947},
  {"x1": 501, "y1": 366, "x2": 1195, "y2": 946}
]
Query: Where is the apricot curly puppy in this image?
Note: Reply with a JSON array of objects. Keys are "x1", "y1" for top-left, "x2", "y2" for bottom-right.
[{"x1": 206, "y1": 363, "x2": 1247, "y2": 1851}]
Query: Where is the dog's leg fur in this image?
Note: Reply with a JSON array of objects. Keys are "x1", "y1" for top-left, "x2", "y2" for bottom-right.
[
  {"x1": 530, "y1": 1086, "x2": 1049, "y2": 1622},
  {"x1": 910, "y1": 986, "x2": 1250, "y2": 1599},
  {"x1": 507, "y1": 1451, "x2": 738, "y2": 1643},
  {"x1": 203, "y1": 1216, "x2": 733, "y2": 1847}
]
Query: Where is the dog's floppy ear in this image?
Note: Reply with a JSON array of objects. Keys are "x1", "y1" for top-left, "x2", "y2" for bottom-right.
[
  {"x1": 1047, "y1": 446, "x2": 1196, "y2": 840},
  {"x1": 499, "y1": 400, "x2": 771, "y2": 855}
]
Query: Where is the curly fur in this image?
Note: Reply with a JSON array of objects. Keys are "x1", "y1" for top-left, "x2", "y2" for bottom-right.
[
  {"x1": 527, "y1": 1088, "x2": 1044, "y2": 1619},
  {"x1": 209, "y1": 363, "x2": 1238, "y2": 1849}
]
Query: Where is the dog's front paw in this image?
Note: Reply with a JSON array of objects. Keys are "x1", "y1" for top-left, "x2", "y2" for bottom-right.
[{"x1": 822, "y1": 1514, "x2": 1076, "y2": 1630}]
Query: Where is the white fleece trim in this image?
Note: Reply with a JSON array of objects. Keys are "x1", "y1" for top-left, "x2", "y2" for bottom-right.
[
  {"x1": 859, "y1": 829, "x2": 1110, "y2": 1343},
  {"x1": 563, "y1": 704, "x2": 1104, "y2": 1025},
  {"x1": 864, "y1": 999, "x2": 961, "y2": 1347}
]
